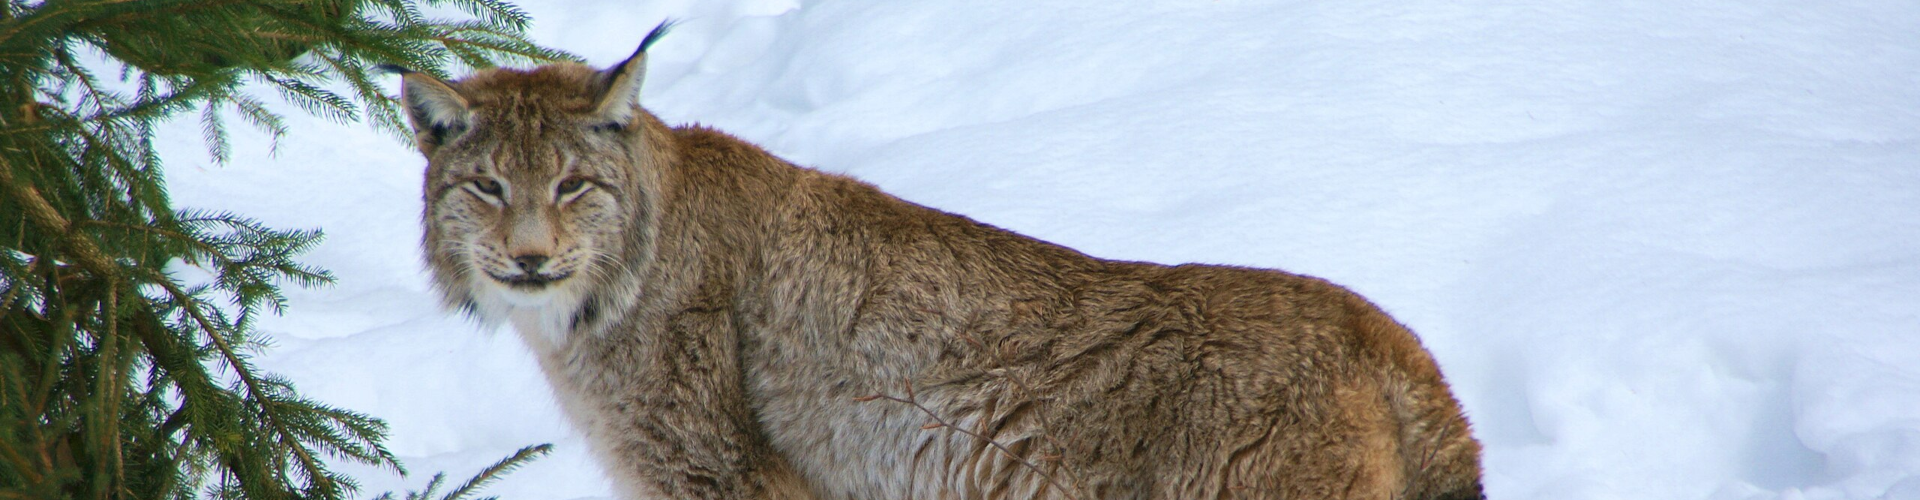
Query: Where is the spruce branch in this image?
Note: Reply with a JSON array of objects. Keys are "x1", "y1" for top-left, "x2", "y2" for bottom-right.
[
  {"x1": 1, "y1": 1, "x2": 568, "y2": 497},
  {"x1": 0, "y1": 156, "x2": 117, "y2": 279},
  {"x1": 374, "y1": 444, "x2": 552, "y2": 500},
  {"x1": 139, "y1": 271, "x2": 340, "y2": 496},
  {"x1": 441, "y1": 444, "x2": 552, "y2": 500}
]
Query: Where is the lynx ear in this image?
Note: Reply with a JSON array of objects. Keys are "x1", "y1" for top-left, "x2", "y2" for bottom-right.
[
  {"x1": 386, "y1": 66, "x2": 471, "y2": 151},
  {"x1": 594, "y1": 21, "x2": 675, "y2": 126}
]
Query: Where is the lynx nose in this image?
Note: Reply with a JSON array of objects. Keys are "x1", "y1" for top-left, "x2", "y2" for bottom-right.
[{"x1": 512, "y1": 254, "x2": 549, "y2": 274}]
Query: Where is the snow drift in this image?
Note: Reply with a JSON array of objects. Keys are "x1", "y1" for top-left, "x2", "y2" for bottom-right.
[{"x1": 158, "y1": 1, "x2": 1920, "y2": 498}]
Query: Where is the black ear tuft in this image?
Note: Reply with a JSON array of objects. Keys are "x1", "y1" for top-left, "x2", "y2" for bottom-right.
[
  {"x1": 640, "y1": 19, "x2": 678, "y2": 54},
  {"x1": 593, "y1": 19, "x2": 677, "y2": 125}
]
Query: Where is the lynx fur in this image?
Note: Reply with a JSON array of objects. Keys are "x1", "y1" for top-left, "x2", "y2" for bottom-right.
[{"x1": 398, "y1": 23, "x2": 1484, "y2": 500}]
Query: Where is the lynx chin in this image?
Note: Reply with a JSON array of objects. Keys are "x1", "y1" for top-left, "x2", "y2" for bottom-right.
[{"x1": 397, "y1": 22, "x2": 1484, "y2": 500}]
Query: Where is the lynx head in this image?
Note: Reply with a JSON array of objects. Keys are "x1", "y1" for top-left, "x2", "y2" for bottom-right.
[{"x1": 399, "y1": 23, "x2": 673, "y2": 332}]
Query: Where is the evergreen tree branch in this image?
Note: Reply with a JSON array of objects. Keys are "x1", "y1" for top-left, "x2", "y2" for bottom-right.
[
  {"x1": 28, "y1": 303, "x2": 74, "y2": 424},
  {"x1": 138, "y1": 272, "x2": 338, "y2": 497},
  {"x1": 0, "y1": 420, "x2": 41, "y2": 486},
  {"x1": 440, "y1": 444, "x2": 551, "y2": 500},
  {"x1": 0, "y1": 155, "x2": 117, "y2": 278},
  {"x1": 87, "y1": 280, "x2": 119, "y2": 500},
  {"x1": 62, "y1": 0, "x2": 253, "y2": 35},
  {"x1": 2, "y1": 2, "x2": 568, "y2": 497},
  {"x1": 70, "y1": 220, "x2": 222, "y2": 258}
]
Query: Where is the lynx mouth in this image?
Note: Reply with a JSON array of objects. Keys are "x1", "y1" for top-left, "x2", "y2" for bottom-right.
[{"x1": 489, "y1": 272, "x2": 572, "y2": 290}]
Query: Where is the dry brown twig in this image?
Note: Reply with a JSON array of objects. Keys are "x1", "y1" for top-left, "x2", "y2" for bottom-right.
[
  {"x1": 1396, "y1": 412, "x2": 1461, "y2": 500},
  {"x1": 855, "y1": 379, "x2": 1086, "y2": 500},
  {"x1": 952, "y1": 329, "x2": 1093, "y2": 492}
]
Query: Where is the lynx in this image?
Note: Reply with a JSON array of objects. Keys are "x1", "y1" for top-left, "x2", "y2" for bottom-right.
[{"x1": 398, "y1": 23, "x2": 1484, "y2": 500}]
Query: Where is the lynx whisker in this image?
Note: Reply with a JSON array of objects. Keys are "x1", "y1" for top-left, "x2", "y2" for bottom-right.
[{"x1": 405, "y1": 25, "x2": 1483, "y2": 500}]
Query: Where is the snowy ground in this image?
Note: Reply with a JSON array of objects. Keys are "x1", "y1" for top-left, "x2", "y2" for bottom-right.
[{"x1": 157, "y1": 1, "x2": 1920, "y2": 499}]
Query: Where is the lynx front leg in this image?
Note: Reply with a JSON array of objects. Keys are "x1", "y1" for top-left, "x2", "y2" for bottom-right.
[{"x1": 576, "y1": 307, "x2": 816, "y2": 500}]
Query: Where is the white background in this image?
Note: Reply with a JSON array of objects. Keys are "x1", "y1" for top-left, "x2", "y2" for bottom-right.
[{"x1": 158, "y1": 1, "x2": 1920, "y2": 498}]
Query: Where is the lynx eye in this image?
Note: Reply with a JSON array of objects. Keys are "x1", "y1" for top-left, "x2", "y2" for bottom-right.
[
  {"x1": 556, "y1": 177, "x2": 589, "y2": 198},
  {"x1": 467, "y1": 178, "x2": 505, "y2": 200},
  {"x1": 588, "y1": 122, "x2": 625, "y2": 134}
]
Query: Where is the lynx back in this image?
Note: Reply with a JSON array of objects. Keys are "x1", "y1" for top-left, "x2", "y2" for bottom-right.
[{"x1": 401, "y1": 23, "x2": 1484, "y2": 500}]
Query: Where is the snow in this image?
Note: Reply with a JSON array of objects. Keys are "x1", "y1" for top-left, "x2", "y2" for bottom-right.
[{"x1": 155, "y1": 1, "x2": 1920, "y2": 498}]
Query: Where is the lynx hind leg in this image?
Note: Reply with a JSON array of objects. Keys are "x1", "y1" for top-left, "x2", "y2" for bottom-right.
[
  {"x1": 1211, "y1": 366, "x2": 1484, "y2": 500},
  {"x1": 1216, "y1": 379, "x2": 1404, "y2": 500},
  {"x1": 1391, "y1": 383, "x2": 1486, "y2": 500}
]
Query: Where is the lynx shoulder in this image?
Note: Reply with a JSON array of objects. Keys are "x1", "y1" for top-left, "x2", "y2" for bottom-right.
[{"x1": 398, "y1": 22, "x2": 1484, "y2": 500}]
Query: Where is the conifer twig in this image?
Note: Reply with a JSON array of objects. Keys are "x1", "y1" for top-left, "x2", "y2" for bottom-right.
[
  {"x1": 0, "y1": 157, "x2": 117, "y2": 279},
  {"x1": 141, "y1": 272, "x2": 335, "y2": 495},
  {"x1": 441, "y1": 443, "x2": 552, "y2": 500},
  {"x1": 1, "y1": 2, "x2": 570, "y2": 496}
]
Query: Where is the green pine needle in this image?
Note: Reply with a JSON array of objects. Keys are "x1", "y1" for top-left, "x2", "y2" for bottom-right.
[
  {"x1": 0, "y1": 1, "x2": 570, "y2": 498},
  {"x1": 373, "y1": 444, "x2": 552, "y2": 500}
]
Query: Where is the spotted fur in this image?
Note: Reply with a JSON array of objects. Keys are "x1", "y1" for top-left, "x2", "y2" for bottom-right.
[{"x1": 402, "y1": 22, "x2": 1484, "y2": 500}]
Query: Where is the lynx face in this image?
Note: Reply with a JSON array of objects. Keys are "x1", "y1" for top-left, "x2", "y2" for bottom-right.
[
  {"x1": 398, "y1": 38, "x2": 661, "y2": 329},
  {"x1": 423, "y1": 123, "x2": 630, "y2": 312},
  {"x1": 400, "y1": 23, "x2": 1487, "y2": 500}
]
